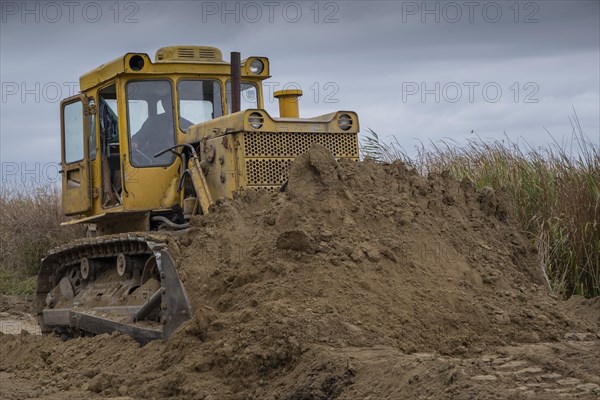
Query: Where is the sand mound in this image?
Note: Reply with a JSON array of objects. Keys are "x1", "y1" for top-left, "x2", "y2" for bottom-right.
[{"x1": 1, "y1": 144, "x2": 598, "y2": 399}]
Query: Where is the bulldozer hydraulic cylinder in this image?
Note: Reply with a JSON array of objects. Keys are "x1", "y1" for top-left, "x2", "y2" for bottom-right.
[{"x1": 133, "y1": 287, "x2": 164, "y2": 322}]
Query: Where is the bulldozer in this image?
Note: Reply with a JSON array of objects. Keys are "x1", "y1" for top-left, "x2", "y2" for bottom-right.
[{"x1": 38, "y1": 46, "x2": 359, "y2": 343}]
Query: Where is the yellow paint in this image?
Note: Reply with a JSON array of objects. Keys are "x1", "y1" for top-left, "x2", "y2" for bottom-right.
[
  {"x1": 274, "y1": 89, "x2": 303, "y2": 118},
  {"x1": 60, "y1": 46, "x2": 359, "y2": 232}
]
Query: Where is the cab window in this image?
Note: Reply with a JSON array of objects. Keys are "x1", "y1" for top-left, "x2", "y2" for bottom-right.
[
  {"x1": 177, "y1": 80, "x2": 223, "y2": 132},
  {"x1": 63, "y1": 100, "x2": 84, "y2": 164},
  {"x1": 226, "y1": 81, "x2": 258, "y2": 113},
  {"x1": 126, "y1": 80, "x2": 176, "y2": 167}
]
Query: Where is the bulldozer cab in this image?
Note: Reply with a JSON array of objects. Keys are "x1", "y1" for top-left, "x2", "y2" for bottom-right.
[
  {"x1": 59, "y1": 48, "x2": 252, "y2": 223},
  {"x1": 92, "y1": 79, "x2": 206, "y2": 217},
  {"x1": 59, "y1": 46, "x2": 358, "y2": 235}
]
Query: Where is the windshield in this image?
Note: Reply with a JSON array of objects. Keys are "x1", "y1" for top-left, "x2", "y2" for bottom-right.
[
  {"x1": 226, "y1": 81, "x2": 258, "y2": 113},
  {"x1": 126, "y1": 80, "x2": 176, "y2": 167},
  {"x1": 177, "y1": 80, "x2": 223, "y2": 132}
]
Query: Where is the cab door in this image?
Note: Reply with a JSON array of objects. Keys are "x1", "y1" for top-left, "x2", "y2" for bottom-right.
[{"x1": 61, "y1": 95, "x2": 92, "y2": 215}]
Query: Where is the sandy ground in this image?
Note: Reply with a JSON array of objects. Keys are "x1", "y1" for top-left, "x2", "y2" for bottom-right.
[
  {"x1": 1, "y1": 304, "x2": 598, "y2": 400},
  {"x1": 1, "y1": 147, "x2": 599, "y2": 399},
  {"x1": 0, "y1": 295, "x2": 40, "y2": 336}
]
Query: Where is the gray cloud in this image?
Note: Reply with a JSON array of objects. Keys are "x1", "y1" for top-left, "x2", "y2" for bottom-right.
[{"x1": 1, "y1": 0, "x2": 598, "y2": 181}]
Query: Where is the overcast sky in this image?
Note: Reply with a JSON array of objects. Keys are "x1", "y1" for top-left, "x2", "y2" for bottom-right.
[{"x1": 1, "y1": 0, "x2": 599, "y2": 186}]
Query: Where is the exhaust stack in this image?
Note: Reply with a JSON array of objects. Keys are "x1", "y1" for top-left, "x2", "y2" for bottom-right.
[
  {"x1": 274, "y1": 89, "x2": 303, "y2": 118},
  {"x1": 230, "y1": 52, "x2": 241, "y2": 113}
]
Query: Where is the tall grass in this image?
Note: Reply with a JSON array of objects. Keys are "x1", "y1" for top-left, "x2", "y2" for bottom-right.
[
  {"x1": 361, "y1": 121, "x2": 599, "y2": 299},
  {"x1": 1, "y1": 125, "x2": 597, "y2": 299},
  {"x1": 0, "y1": 185, "x2": 82, "y2": 293}
]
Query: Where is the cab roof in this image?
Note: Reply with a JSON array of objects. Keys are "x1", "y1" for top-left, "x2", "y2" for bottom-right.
[{"x1": 79, "y1": 46, "x2": 270, "y2": 91}]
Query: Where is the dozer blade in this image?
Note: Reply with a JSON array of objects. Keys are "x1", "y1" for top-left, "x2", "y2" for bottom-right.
[{"x1": 36, "y1": 234, "x2": 191, "y2": 344}]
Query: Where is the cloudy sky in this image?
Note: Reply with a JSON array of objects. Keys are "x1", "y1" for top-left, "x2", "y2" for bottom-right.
[{"x1": 1, "y1": 0, "x2": 598, "y2": 186}]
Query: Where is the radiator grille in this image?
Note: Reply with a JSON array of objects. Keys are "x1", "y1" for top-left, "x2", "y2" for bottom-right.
[
  {"x1": 246, "y1": 158, "x2": 293, "y2": 186},
  {"x1": 245, "y1": 185, "x2": 281, "y2": 193},
  {"x1": 243, "y1": 131, "x2": 358, "y2": 188},
  {"x1": 243, "y1": 131, "x2": 358, "y2": 158}
]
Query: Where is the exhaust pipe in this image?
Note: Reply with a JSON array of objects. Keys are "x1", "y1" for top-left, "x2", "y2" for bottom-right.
[
  {"x1": 274, "y1": 89, "x2": 303, "y2": 118},
  {"x1": 230, "y1": 51, "x2": 241, "y2": 113}
]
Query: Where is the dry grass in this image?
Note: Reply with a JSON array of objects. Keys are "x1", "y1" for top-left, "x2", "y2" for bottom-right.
[
  {"x1": 0, "y1": 185, "x2": 82, "y2": 293},
  {"x1": 361, "y1": 117, "x2": 599, "y2": 299},
  {"x1": 1, "y1": 120, "x2": 597, "y2": 299}
]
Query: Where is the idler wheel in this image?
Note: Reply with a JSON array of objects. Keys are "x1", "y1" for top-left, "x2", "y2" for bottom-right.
[
  {"x1": 116, "y1": 253, "x2": 132, "y2": 277},
  {"x1": 80, "y1": 257, "x2": 95, "y2": 280}
]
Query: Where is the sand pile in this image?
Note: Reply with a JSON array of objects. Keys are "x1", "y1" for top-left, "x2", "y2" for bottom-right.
[
  {"x1": 174, "y1": 144, "x2": 585, "y2": 350},
  {"x1": 1, "y1": 144, "x2": 597, "y2": 399}
]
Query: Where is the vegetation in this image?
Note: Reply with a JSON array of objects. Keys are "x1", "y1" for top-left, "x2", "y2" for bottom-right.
[
  {"x1": 0, "y1": 269, "x2": 36, "y2": 295},
  {"x1": 361, "y1": 116, "x2": 599, "y2": 299},
  {"x1": 0, "y1": 118, "x2": 597, "y2": 299},
  {"x1": 0, "y1": 185, "x2": 82, "y2": 295}
]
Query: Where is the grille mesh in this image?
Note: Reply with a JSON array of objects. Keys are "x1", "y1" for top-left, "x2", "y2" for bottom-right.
[
  {"x1": 243, "y1": 131, "x2": 358, "y2": 188},
  {"x1": 246, "y1": 158, "x2": 293, "y2": 186},
  {"x1": 245, "y1": 185, "x2": 281, "y2": 193},
  {"x1": 244, "y1": 131, "x2": 358, "y2": 158}
]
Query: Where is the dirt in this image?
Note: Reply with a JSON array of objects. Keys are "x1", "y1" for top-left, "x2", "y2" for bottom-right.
[
  {"x1": 564, "y1": 296, "x2": 600, "y2": 326},
  {"x1": 1, "y1": 144, "x2": 599, "y2": 399},
  {"x1": 0, "y1": 295, "x2": 39, "y2": 336}
]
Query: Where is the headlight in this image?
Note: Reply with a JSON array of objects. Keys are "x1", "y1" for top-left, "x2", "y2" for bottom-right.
[
  {"x1": 129, "y1": 55, "x2": 145, "y2": 71},
  {"x1": 248, "y1": 112, "x2": 264, "y2": 129},
  {"x1": 249, "y1": 59, "x2": 264, "y2": 75},
  {"x1": 338, "y1": 114, "x2": 353, "y2": 131}
]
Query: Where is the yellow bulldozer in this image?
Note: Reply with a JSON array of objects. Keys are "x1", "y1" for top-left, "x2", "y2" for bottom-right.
[{"x1": 37, "y1": 46, "x2": 359, "y2": 343}]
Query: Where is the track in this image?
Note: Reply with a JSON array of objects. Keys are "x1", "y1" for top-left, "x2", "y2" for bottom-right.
[{"x1": 36, "y1": 233, "x2": 191, "y2": 344}]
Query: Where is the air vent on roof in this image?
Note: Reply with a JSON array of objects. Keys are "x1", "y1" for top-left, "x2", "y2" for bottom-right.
[
  {"x1": 155, "y1": 46, "x2": 223, "y2": 63},
  {"x1": 178, "y1": 48, "x2": 196, "y2": 58},
  {"x1": 199, "y1": 48, "x2": 218, "y2": 59}
]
